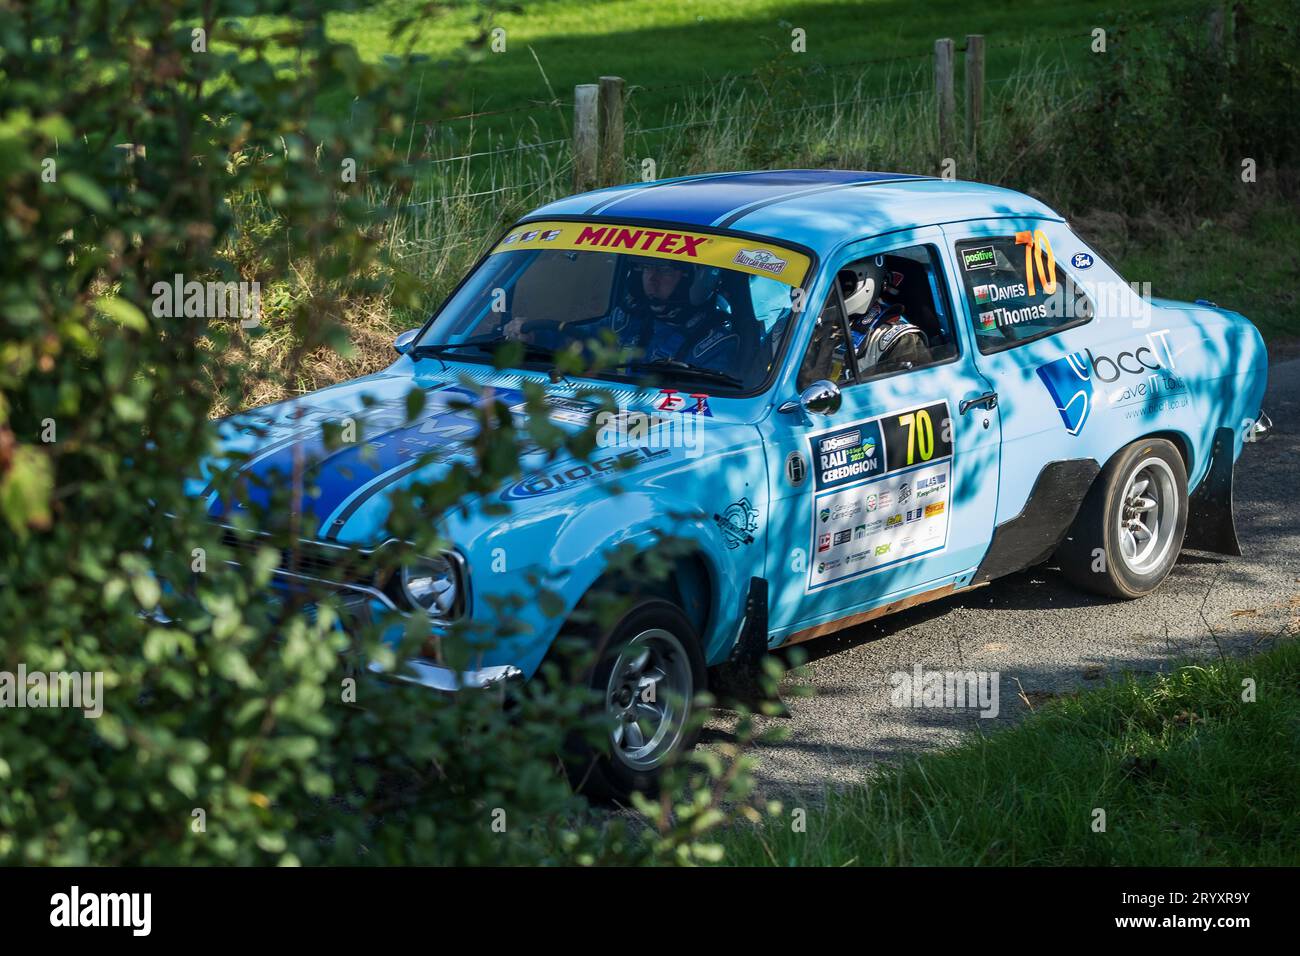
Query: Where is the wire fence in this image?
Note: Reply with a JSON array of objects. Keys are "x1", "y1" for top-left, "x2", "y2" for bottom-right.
[{"x1": 380, "y1": 1, "x2": 1222, "y2": 265}]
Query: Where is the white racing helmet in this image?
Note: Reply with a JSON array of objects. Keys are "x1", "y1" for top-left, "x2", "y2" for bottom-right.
[{"x1": 837, "y1": 255, "x2": 886, "y2": 315}]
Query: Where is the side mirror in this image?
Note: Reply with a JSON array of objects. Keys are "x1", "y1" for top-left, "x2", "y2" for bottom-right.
[
  {"x1": 393, "y1": 329, "x2": 420, "y2": 356},
  {"x1": 779, "y1": 379, "x2": 842, "y2": 417}
]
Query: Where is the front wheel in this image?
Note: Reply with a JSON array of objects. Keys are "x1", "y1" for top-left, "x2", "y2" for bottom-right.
[
  {"x1": 1058, "y1": 438, "x2": 1188, "y2": 599},
  {"x1": 569, "y1": 599, "x2": 706, "y2": 801}
]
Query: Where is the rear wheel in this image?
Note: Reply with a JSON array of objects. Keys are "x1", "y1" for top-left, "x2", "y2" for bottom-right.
[
  {"x1": 569, "y1": 599, "x2": 705, "y2": 801},
  {"x1": 1058, "y1": 438, "x2": 1188, "y2": 599}
]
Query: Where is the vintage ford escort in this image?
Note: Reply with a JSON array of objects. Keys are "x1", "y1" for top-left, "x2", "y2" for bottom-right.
[{"x1": 195, "y1": 171, "x2": 1270, "y2": 798}]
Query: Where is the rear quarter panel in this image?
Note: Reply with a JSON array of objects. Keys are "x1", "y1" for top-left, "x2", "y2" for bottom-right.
[{"x1": 948, "y1": 219, "x2": 1267, "y2": 522}]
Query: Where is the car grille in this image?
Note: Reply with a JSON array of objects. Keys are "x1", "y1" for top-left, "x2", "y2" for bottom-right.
[{"x1": 218, "y1": 526, "x2": 378, "y2": 585}]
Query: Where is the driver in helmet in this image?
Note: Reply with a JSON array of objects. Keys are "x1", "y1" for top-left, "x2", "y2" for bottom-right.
[
  {"x1": 606, "y1": 257, "x2": 739, "y2": 374},
  {"x1": 839, "y1": 256, "x2": 931, "y2": 373}
]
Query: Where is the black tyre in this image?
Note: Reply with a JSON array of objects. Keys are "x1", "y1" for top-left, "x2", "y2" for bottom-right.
[
  {"x1": 567, "y1": 598, "x2": 706, "y2": 801},
  {"x1": 1058, "y1": 438, "x2": 1188, "y2": 599}
]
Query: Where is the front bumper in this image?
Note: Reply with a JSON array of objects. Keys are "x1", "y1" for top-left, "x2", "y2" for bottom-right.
[
  {"x1": 366, "y1": 658, "x2": 523, "y2": 694},
  {"x1": 262, "y1": 559, "x2": 517, "y2": 695}
]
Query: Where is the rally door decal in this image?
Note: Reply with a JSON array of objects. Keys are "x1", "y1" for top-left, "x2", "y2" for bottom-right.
[{"x1": 806, "y1": 400, "x2": 954, "y2": 591}]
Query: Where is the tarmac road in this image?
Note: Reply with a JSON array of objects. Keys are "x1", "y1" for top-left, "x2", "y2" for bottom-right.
[{"x1": 709, "y1": 358, "x2": 1300, "y2": 797}]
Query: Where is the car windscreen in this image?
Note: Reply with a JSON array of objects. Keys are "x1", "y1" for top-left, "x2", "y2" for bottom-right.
[{"x1": 414, "y1": 220, "x2": 813, "y2": 394}]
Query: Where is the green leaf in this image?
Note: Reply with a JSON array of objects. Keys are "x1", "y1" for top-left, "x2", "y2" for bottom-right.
[
  {"x1": 405, "y1": 386, "x2": 426, "y2": 422},
  {"x1": 94, "y1": 296, "x2": 149, "y2": 332},
  {"x1": 0, "y1": 445, "x2": 52, "y2": 533},
  {"x1": 61, "y1": 173, "x2": 111, "y2": 213},
  {"x1": 167, "y1": 764, "x2": 197, "y2": 799},
  {"x1": 130, "y1": 571, "x2": 161, "y2": 611}
]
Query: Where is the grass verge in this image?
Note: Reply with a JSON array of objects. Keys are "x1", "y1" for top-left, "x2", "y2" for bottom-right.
[
  {"x1": 716, "y1": 639, "x2": 1300, "y2": 865},
  {"x1": 1092, "y1": 200, "x2": 1300, "y2": 360}
]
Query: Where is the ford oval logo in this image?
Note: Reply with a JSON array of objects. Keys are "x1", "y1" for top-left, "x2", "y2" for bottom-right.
[{"x1": 1071, "y1": 252, "x2": 1094, "y2": 270}]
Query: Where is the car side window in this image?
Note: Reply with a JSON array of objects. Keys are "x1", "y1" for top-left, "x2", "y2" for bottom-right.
[
  {"x1": 954, "y1": 231, "x2": 1094, "y2": 353},
  {"x1": 838, "y1": 243, "x2": 961, "y2": 384},
  {"x1": 796, "y1": 289, "x2": 854, "y2": 391}
]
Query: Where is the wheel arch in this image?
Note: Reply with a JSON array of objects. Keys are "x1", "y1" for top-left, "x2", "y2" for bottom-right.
[
  {"x1": 578, "y1": 547, "x2": 716, "y2": 640},
  {"x1": 545, "y1": 498, "x2": 742, "y2": 666},
  {"x1": 1136, "y1": 428, "x2": 1194, "y2": 485}
]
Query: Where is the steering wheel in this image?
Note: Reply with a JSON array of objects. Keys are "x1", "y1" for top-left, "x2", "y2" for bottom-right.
[{"x1": 513, "y1": 315, "x2": 606, "y2": 335}]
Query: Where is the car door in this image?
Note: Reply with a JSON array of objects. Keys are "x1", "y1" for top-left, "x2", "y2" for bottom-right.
[{"x1": 763, "y1": 226, "x2": 1003, "y2": 641}]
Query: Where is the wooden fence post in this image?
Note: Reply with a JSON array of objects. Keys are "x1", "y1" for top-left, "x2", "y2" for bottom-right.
[
  {"x1": 934, "y1": 38, "x2": 955, "y2": 159},
  {"x1": 1232, "y1": 1, "x2": 1248, "y2": 65},
  {"x1": 573, "y1": 84, "x2": 598, "y2": 192},
  {"x1": 598, "y1": 75, "x2": 625, "y2": 186},
  {"x1": 1206, "y1": 4, "x2": 1226, "y2": 58},
  {"x1": 964, "y1": 35, "x2": 984, "y2": 155}
]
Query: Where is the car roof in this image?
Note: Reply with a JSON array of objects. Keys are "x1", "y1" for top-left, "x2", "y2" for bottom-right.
[{"x1": 524, "y1": 170, "x2": 1064, "y2": 257}]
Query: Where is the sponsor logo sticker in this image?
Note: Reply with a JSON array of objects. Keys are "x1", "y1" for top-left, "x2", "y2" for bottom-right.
[
  {"x1": 733, "y1": 248, "x2": 788, "y2": 275},
  {"x1": 714, "y1": 498, "x2": 759, "y2": 549},
  {"x1": 1035, "y1": 330, "x2": 1178, "y2": 436},
  {"x1": 961, "y1": 245, "x2": 996, "y2": 271},
  {"x1": 785, "y1": 451, "x2": 807, "y2": 486}
]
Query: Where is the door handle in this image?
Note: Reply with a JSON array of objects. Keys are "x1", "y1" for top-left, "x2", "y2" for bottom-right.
[{"x1": 959, "y1": 391, "x2": 998, "y2": 415}]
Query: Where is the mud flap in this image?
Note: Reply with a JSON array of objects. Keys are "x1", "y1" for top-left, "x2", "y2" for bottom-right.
[
  {"x1": 1184, "y1": 426, "x2": 1243, "y2": 557},
  {"x1": 709, "y1": 577, "x2": 777, "y2": 708}
]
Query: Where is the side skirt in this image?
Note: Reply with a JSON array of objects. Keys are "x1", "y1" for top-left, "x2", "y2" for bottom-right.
[{"x1": 782, "y1": 581, "x2": 976, "y2": 647}]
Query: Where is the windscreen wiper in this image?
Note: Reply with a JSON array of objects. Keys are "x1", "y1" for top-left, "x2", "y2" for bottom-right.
[
  {"x1": 625, "y1": 359, "x2": 745, "y2": 390},
  {"x1": 409, "y1": 337, "x2": 557, "y2": 364}
]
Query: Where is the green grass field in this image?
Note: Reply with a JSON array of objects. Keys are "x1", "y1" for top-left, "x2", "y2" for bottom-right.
[
  {"x1": 1104, "y1": 204, "x2": 1300, "y2": 352},
  {"x1": 716, "y1": 640, "x2": 1300, "y2": 866},
  {"x1": 308, "y1": 0, "x2": 1206, "y2": 136},
  {"x1": 227, "y1": 0, "x2": 1299, "y2": 407}
]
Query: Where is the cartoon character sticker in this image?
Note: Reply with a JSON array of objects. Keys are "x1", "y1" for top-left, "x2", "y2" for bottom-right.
[{"x1": 714, "y1": 497, "x2": 759, "y2": 549}]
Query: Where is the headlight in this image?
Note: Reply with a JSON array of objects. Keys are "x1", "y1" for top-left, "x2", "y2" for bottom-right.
[{"x1": 400, "y1": 554, "x2": 463, "y2": 619}]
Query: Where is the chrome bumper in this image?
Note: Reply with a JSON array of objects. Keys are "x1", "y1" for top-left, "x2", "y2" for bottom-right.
[
  {"x1": 367, "y1": 658, "x2": 523, "y2": 694},
  {"x1": 1253, "y1": 410, "x2": 1272, "y2": 442}
]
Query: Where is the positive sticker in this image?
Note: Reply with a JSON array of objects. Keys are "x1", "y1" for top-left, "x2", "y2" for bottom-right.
[{"x1": 961, "y1": 245, "x2": 996, "y2": 271}]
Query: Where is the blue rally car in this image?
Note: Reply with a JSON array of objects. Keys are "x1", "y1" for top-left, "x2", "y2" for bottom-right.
[{"x1": 196, "y1": 170, "x2": 1270, "y2": 798}]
